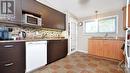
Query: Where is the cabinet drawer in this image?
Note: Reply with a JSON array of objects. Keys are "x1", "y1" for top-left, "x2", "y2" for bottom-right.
[
  {"x1": 0, "y1": 42, "x2": 25, "y2": 62},
  {"x1": 0, "y1": 42, "x2": 25, "y2": 48},
  {"x1": 0, "y1": 60, "x2": 25, "y2": 73}
]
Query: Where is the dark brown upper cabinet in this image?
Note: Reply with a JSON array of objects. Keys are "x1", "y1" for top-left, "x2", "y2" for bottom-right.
[
  {"x1": 15, "y1": 0, "x2": 22, "y2": 22},
  {"x1": 22, "y1": 0, "x2": 66, "y2": 30}
]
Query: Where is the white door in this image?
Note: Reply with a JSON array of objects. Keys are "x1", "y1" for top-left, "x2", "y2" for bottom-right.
[{"x1": 69, "y1": 20, "x2": 77, "y2": 53}]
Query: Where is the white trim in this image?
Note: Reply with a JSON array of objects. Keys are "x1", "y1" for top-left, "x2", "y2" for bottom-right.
[
  {"x1": 67, "y1": 50, "x2": 77, "y2": 55},
  {"x1": 75, "y1": 15, "x2": 78, "y2": 51},
  {"x1": 68, "y1": 15, "x2": 78, "y2": 55},
  {"x1": 125, "y1": 0, "x2": 130, "y2": 69},
  {"x1": 67, "y1": 50, "x2": 88, "y2": 55},
  {"x1": 125, "y1": 62, "x2": 130, "y2": 73},
  {"x1": 77, "y1": 50, "x2": 88, "y2": 54},
  {"x1": 126, "y1": 0, "x2": 129, "y2": 28},
  {"x1": 83, "y1": 15, "x2": 118, "y2": 34}
]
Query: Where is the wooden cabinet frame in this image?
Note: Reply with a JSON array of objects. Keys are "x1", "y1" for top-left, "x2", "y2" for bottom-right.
[{"x1": 88, "y1": 39, "x2": 124, "y2": 60}]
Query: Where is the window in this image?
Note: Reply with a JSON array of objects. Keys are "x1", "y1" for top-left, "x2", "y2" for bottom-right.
[
  {"x1": 98, "y1": 17, "x2": 117, "y2": 32},
  {"x1": 84, "y1": 16, "x2": 117, "y2": 33},
  {"x1": 85, "y1": 21, "x2": 98, "y2": 33}
]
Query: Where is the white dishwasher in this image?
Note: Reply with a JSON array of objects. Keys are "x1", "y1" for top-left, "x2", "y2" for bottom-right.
[{"x1": 26, "y1": 41, "x2": 47, "y2": 72}]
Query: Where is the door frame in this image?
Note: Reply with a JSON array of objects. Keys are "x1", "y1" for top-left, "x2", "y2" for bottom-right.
[{"x1": 68, "y1": 16, "x2": 78, "y2": 55}]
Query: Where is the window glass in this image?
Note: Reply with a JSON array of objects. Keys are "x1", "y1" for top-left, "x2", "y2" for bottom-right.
[
  {"x1": 98, "y1": 17, "x2": 117, "y2": 33},
  {"x1": 85, "y1": 21, "x2": 98, "y2": 33},
  {"x1": 84, "y1": 16, "x2": 117, "y2": 33}
]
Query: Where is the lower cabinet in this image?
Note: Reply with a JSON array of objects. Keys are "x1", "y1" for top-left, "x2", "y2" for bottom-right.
[
  {"x1": 88, "y1": 39, "x2": 124, "y2": 60},
  {"x1": 0, "y1": 60, "x2": 25, "y2": 73},
  {"x1": 47, "y1": 39, "x2": 68, "y2": 64},
  {"x1": 0, "y1": 41, "x2": 25, "y2": 73}
]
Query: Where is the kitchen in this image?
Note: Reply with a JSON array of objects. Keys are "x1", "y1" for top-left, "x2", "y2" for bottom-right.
[{"x1": 0, "y1": 0, "x2": 129, "y2": 73}]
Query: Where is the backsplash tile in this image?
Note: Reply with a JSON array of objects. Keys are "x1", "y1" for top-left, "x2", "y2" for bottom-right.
[{"x1": 11, "y1": 27, "x2": 64, "y2": 39}]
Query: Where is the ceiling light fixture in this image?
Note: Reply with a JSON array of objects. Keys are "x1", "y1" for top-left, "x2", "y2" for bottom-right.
[
  {"x1": 79, "y1": 0, "x2": 89, "y2": 5},
  {"x1": 95, "y1": 10, "x2": 98, "y2": 21}
]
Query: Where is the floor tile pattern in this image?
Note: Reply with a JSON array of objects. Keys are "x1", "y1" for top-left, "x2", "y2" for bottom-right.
[{"x1": 32, "y1": 52, "x2": 124, "y2": 73}]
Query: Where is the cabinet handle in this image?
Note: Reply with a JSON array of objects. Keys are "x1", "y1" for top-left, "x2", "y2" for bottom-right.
[
  {"x1": 4, "y1": 63, "x2": 14, "y2": 67},
  {"x1": 4, "y1": 45, "x2": 14, "y2": 48}
]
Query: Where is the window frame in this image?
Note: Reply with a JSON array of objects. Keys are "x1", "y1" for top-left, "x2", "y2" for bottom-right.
[
  {"x1": 83, "y1": 15, "x2": 118, "y2": 34},
  {"x1": 83, "y1": 19, "x2": 98, "y2": 34}
]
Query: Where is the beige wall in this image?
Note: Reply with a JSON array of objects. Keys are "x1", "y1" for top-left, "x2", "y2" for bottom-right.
[{"x1": 77, "y1": 10, "x2": 125, "y2": 52}]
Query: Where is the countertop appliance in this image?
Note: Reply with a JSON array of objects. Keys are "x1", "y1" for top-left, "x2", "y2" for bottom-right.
[
  {"x1": 22, "y1": 14, "x2": 42, "y2": 26},
  {"x1": 26, "y1": 41, "x2": 47, "y2": 72},
  {"x1": 0, "y1": 27, "x2": 13, "y2": 40},
  {"x1": 0, "y1": 30, "x2": 9, "y2": 40},
  {"x1": 18, "y1": 31, "x2": 26, "y2": 39}
]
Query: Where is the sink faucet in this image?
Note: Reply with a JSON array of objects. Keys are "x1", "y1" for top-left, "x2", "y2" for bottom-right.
[{"x1": 104, "y1": 33, "x2": 108, "y2": 37}]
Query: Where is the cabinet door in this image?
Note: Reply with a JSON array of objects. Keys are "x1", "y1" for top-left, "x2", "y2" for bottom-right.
[
  {"x1": 88, "y1": 39, "x2": 97, "y2": 55},
  {"x1": 22, "y1": 0, "x2": 66, "y2": 30},
  {"x1": 103, "y1": 40, "x2": 123, "y2": 60},
  {"x1": 15, "y1": 0, "x2": 22, "y2": 22},
  {"x1": 129, "y1": 4, "x2": 130, "y2": 27},
  {"x1": 103, "y1": 40, "x2": 114, "y2": 58},
  {"x1": 0, "y1": 42, "x2": 25, "y2": 62},
  {"x1": 88, "y1": 39, "x2": 95, "y2": 55},
  {"x1": 47, "y1": 40, "x2": 68, "y2": 64},
  {"x1": 22, "y1": 0, "x2": 41, "y2": 15},
  {"x1": 42, "y1": 8, "x2": 66, "y2": 30},
  {"x1": 123, "y1": 4, "x2": 130, "y2": 29},
  {"x1": 123, "y1": 7, "x2": 126, "y2": 29},
  {"x1": 0, "y1": 60, "x2": 25, "y2": 73},
  {"x1": 0, "y1": 42, "x2": 25, "y2": 73},
  {"x1": 112, "y1": 40, "x2": 123, "y2": 60},
  {"x1": 88, "y1": 39, "x2": 103, "y2": 56},
  {"x1": 97, "y1": 40, "x2": 103, "y2": 56}
]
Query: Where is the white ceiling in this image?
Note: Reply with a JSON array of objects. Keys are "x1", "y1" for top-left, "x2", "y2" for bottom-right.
[{"x1": 37, "y1": 0, "x2": 126, "y2": 18}]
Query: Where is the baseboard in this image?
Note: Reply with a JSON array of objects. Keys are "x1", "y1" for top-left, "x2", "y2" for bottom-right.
[
  {"x1": 26, "y1": 65, "x2": 46, "y2": 73},
  {"x1": 68, "y1": 50, "x2": 77, "y2": 55},
  {"x1": 125, "y1": 66, "x2": 130, "y2": 73},
  {"x1": 77, "y1": 50, "x2": 88, "y2": 54},
  {"x1": 68, "y1": 50, "x2": 88, "y2": 55}
]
